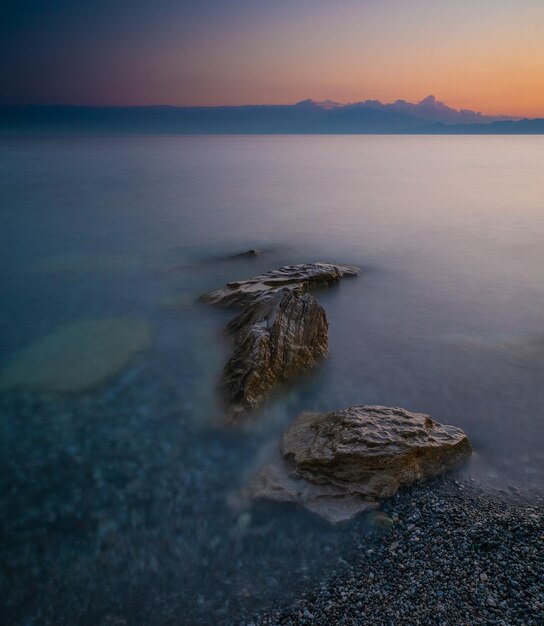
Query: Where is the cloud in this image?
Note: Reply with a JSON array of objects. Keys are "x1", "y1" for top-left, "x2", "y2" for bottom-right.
[{"x1": 350, "y1": 94, "x2": 518, "y2": 124}]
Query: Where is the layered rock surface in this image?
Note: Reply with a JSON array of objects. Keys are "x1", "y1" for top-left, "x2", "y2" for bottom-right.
[
  {"x1": 223, "y1": 288, "x2": 328, "y2": 416},
  {"x1": 201, "y1": 262, "x2": 360, "y2": 308},
  {"x1": 201, "y1": 262, "x2": 360, "y2": 417},
  {"x1": 242, "y1": 454, "x2": 378, "y2": 524},
  {"x1": 245, "y1": 405, "x2": 472, "y2": 522}
]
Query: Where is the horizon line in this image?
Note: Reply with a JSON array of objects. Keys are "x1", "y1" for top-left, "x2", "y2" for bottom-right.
[{"x1": 0, "y1": 97, "x2": 534, "y2": 118}]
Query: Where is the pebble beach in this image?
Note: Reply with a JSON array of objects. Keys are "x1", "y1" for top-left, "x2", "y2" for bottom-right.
[{"x1": 251, "y1": 481, "x2": 543, "y2": 626}]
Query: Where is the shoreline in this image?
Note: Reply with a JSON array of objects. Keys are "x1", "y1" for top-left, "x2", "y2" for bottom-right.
[
  {"x1": 1, "y1": 376, "x2": 542, "y2": 625},
  {"x1": 248, "y1": 478, "x2": 543, "y2": 626}
]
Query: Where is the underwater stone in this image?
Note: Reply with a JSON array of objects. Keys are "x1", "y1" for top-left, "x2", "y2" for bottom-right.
[
  {"x1": 0, "y1": 318, "x2": 152, "y2": 394},
  {"x1": 242, "y1": 454, "x2": 377, "y2": 524},
  {"x1": 228, "y1": 249, "x2": 260, "y2": 259}
]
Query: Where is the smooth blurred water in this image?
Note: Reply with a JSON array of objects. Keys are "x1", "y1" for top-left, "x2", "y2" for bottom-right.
[{"x1": 1, "y1": 135, "x2": 544, "y2": 623}]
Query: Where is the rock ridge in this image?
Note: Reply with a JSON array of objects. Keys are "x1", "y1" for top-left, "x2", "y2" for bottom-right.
[
  {"x1": 201, "y1": 262, "x2": 360, "y2": 417},
  {"x1": 222, "y1": 288, "x2": 328, "y2": 417},
  {"x1": 201, "y1": 262, "x2": 360, "y2": 308}
]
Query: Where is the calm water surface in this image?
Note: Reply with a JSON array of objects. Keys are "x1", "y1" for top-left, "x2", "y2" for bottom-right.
[{"x1": 1, "y1": 135, "x2": 543, "y2": 623}]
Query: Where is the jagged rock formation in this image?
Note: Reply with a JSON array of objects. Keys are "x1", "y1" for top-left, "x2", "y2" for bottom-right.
[
  {"x1": 201, "y1": 262, "x2": 360, "y2": 308},
  {"x1": 201, "y1": 262, "x2": 360, "y2": 417},
  {"x1": 223, "y1": 288, "x2": 328, "y2": 416},
  {"x1": 244, "y1": 405, "x2": 471, "y2": 522}
]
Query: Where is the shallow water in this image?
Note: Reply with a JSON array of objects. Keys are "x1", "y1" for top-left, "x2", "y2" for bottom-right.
[{"x1": 1, "y1": 135, "x2": 544, "y2": 623}]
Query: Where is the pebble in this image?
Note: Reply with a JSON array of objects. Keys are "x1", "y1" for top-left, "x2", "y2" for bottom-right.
[
  {"x1": 2, "y1": 377, "x2": 542, "y2": 626},
  {"x1": 251, "y1": 480, "x2": 543, "y2": 626}
]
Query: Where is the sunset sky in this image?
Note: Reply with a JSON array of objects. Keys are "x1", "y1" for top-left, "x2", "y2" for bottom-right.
[{"x1": 2, "y1": 0, "x2": 544, "y2": 116}]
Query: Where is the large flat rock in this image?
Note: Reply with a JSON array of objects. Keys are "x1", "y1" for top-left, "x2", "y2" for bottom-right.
[
  {"x1": 201, "y1": 262, "x2": 360, "y2": 308},
  {"x1": 283, "y1": 406, "x2": 472, "y2": 496},
  {"x1": 245, "y1": 405, "x2": 471, "y2": 521}
]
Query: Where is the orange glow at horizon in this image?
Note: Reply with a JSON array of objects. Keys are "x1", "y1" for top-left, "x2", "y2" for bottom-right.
[
  {"x1": 2, "y1": 0, "x2": 543, "y2": 117},
  {"x1": 144, "y1": 0, "x2": 544, "y2": 118}
]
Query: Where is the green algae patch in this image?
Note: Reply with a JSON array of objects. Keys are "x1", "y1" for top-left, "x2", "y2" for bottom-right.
[{"x1": 0, "y1": 318, "x2": 152, "y2": 394}]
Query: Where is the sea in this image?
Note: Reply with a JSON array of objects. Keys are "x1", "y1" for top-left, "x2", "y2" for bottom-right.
[{"x1": 1, "y1": 135, "x2": 543, "y2": 623}]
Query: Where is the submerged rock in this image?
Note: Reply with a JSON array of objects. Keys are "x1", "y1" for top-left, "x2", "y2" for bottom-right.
[
  {"x1": 161, "y1": 248, "x2": 261, "y2": 275},
  {"x1": 243, "y1": 454, "x2": 377, "y2": 524},
  {"x1": 201, "y1": 262, "x2": 360, "y2": 308},
  {"x1": 228, "y1": 249, "x2": 260, "y2": 259},
  {"x1": 245, "y1": 405, "x2": 471, "y2": 522},
  {"x1": 223, "y1": 288, "x2": 328, "y2": 417},
  {"x1": 0, "y1": 318, "x2": 151, "y2": 394}
]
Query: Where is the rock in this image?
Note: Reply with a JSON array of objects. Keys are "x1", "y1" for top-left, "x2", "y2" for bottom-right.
[
  {"x1": 162, "y1": 249, "x2": 261, "y2": 275},
  {"x1": 228, "y1": 249, "x2": 260, "y2": 259},
  {"x1": 242, "y1": 454, "x2": 377, "y2": 524},
  {"x1": 367, "y1": 511, "x2": 395, "y2": 530},
  {"x1": 244, "y1": 405, "x2": 471, "y2": 522},
  {"x1": 201, "y1": 262, "x2": 360, "y2": 416},
  {"x1": 201, "y1": 262, "x2": 360, "y2": 308},
  {"x1": 282, "y1": 406, "x2": 472, "y2": 499},
  {"x1": 222, "y1": 288, "x2": 328, "y2": 417},
  {"x1": 0, "y1": 318, "x2": 151, "y2": 394}
]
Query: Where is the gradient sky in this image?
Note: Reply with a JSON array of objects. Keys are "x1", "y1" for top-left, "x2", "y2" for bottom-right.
[{"x1": 2, "y1": 0, "x2": 543, "y2": 116}]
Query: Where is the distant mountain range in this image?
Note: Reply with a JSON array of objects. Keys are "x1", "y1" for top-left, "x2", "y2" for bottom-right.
[
  {"x1": 1, "y1": 97, "x2": 543, "y2": 134},
  {"x1": 347, "y1": 95, "x2": 517, "y2": 124}
]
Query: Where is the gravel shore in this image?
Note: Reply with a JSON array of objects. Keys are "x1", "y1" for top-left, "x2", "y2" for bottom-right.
[
  {"x1": 250, "y1": 480, "x2": 543, "y2": 626},
  {"x1": 1, "y1": 380, "x2": 542, "y2": 626}
]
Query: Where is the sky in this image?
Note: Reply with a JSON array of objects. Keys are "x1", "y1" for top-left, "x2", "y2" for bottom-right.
[{"x1": 1, "y1": 0, "x2": 544, "y2": 116}]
